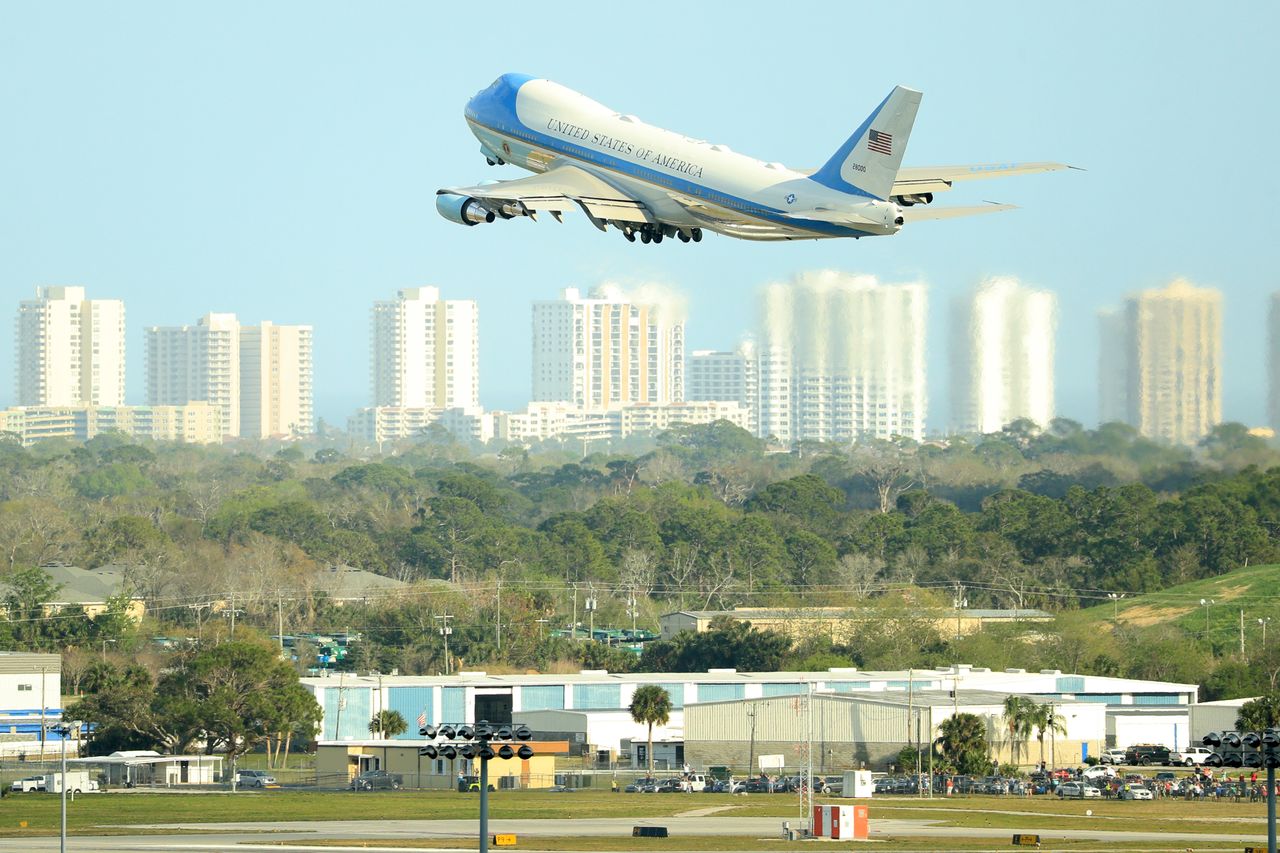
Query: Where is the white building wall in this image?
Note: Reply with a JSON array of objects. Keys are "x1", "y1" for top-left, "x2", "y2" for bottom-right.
[{"x1": 146, "y1": 313, "x2": 242, "y2": 438}]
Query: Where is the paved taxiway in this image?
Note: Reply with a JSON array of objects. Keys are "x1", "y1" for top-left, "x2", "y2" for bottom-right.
[{"x1": 0, "y1": 815, "x2": 1270, "y2": 850}]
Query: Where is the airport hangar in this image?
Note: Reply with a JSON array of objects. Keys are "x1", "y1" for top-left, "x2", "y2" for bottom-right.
[{"x1": 303, "y1": 665, "x2": 1199, "y2": 768}]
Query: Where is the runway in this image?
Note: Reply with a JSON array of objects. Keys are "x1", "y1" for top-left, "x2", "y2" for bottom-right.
[{"x1": 0, "y1": 815, "x2": 1270, "y2": 851}]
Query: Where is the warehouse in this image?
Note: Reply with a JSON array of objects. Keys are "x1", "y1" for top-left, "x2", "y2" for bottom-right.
[
  {"x1": 300, "y1": 664, "x2": 1197, "y2": 755},
  {"x1": 684, "y1": 690, "x2": 1107, "y2": 772}
]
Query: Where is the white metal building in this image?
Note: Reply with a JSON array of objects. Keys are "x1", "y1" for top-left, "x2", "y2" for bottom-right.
[{"x1": 301, "y1": 665, "x2": 1197, "y2": 755}]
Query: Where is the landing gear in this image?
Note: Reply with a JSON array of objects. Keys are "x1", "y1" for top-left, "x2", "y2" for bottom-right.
[
  {"x1": 623, "y1": 227, "x2": 636, "y2": 242},
  {"x1": 627, "y1": 224, "x2": 701, "y2": 245},
  {"x1": 692, "y1": 228, "x2": 703, "y2": 242},
  {"x1": 677, "y1": 230, "x2": 690, "y2": 243},
  {"x1": 640, "y1": 230, "x2": 651, "y2": 244},
  {"x1": 652, "y1": 230, "x2": 663, "y2": 243}
]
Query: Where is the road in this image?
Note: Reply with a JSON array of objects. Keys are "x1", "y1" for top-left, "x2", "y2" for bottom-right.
[{"x1": 0, "y1": 814, "x2": 1270, "y2": 850}]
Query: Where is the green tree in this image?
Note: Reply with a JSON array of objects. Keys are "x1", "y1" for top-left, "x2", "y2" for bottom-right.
[
  {"x1": 629, "y1": 685, "x2": 672, "y2": 775},
  {"x1": 3, "y1": 567, "x2": 62, "y2": 650},
  {"x1": 1237, "y1": 693, "x2": 1280, "y2": 731},
  {"x1": 935, "y1": 712, "x2": 990, "y2": 775},
  {"x1": 1000, "y1": 695, "x2": 1037, "y2": 767},
  {"x1": 1031, "y1": 703, "x2": 1068, "y2": 767},
  {"x1": 369, "y1": 709, "x2": 409, "y2": 739}
]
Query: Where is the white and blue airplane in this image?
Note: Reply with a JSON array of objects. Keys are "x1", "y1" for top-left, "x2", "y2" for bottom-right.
[{"x1": 437, "y1": 74, "x2": 1070, "y2": 243}]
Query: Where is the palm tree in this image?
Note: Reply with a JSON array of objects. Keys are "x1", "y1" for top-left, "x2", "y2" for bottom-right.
[
  {"x1": 1001, "y1": 696, "x2": 1036, "y2": 767},
  {"x1": 369, "y1": 709, "x2": 408, "y2": 739},
  {"x1": 629, "y1": 685, "x2": 672, "y2": 776},
  {"x1": 1031, "y1": 703, "x2": 1067, "y2": 767},
  {"x1": 935, "y1": 712, "x2": 989, "y2": 776}
]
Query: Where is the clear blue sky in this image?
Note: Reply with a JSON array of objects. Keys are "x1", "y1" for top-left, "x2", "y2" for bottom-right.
[{"x1": 2, "y1": 1, "x2": 1277, "y2": 429}]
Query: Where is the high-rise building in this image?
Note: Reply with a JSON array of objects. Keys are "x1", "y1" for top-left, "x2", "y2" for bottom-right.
[
  {"x1": 147, "y1": 313, "x2": 313, "y2": 439},
  {"x1": 240, "y1": 322, "x2": 314, "y2": 439},
  {"x1": 370, "y1": 287, "x2": 479, "y2": 410},
  {"x1": 950, "y1": 277, "x2": 1056, "y2": 434},
  {"x1": 16, "y1": 286, "x2": 125, "y2": 407},
  {"x1": 147, "y1": 313, "x2": 242, "y2": 437},
  {"x1": 532, "y1": 285, "x2": 684, "y2": 410},
  {"x1": 758, "y1": 271, "x2": 927, "y2": 443},
  {"x1": 686, "y1": 342, "x2": 758, "y2": 435},
  {"x1": 1099, "y1": 279, "x2": 1222, "y2": 445}
]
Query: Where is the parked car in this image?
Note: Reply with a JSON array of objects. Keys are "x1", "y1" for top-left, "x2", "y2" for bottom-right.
[
  {"x1": 235, "y1": 769, "x2": 277, "y2": 788},
  {"x1": 742, "y1": 777, "x2": 775, "y2": 793},
  {"x1": 1118, "y1": 785, "x2": 1154, "y2": 800},
  {"x1": 655, "y1": 778, "x2": 684, "y2": 793},
  {"x1": 1175, "y1": 747, "x2": 1214, "y2": 766},
  {"x1": 1082, "y1": 765, "x2": 1116, "y2": 780},
  {"x1": 624, "y1": 777, "x2": 657, "y2": 793},
  {"x1": 821, "y1": 776, "x2": 844, "y2": 795},
  {"x1": 1124, "y1": 744, "x2": 1172, "y2": 766},
  {"x1": 1057, "y1": 781, "x2": 1102, "y2": 798},
  {"x1": 350, "y1": 770, "x2": 402, "y2": 791},
  {"x1": 1099, "y1": 748, "x2": 1128, "y2": 765}
]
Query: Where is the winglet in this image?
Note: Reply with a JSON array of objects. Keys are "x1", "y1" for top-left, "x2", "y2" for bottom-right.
[{"x1": 809, "y1": 85, "x2": 922, "y2": 201}]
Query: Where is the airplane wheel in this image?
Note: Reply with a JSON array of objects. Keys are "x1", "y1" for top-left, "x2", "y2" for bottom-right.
[
  {"x1": 485, "y1": 158, "x2": 496, "y2": 166},
  {"x1": 678, "y1": 231, "x2": 690, "y2": 243},
  {"x1": 652, "y1": 231, "x2": 663, "y2": 243},
  {"x1": 624, "y1": 230, "x2": 635, "y2": 242},
  {"x1": 640, "y1": 231, "x2": 651, "y2": 244},
  {"x1": 692, "y1": 228, "x2": 703, "y2": 242}
]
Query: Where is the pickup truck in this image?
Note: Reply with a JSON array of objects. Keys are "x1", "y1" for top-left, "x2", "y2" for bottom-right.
[
  {"x1": 10, "y1": 775, "x2": 45, "y2": 793},
  {"x1": 1173, "y1": 747, "x2": 1214, "y2": 766}
]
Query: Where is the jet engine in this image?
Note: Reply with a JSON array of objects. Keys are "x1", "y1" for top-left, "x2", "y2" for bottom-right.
[{"x1": 436, "y1": 194, "x2": 495, "y2": 226}]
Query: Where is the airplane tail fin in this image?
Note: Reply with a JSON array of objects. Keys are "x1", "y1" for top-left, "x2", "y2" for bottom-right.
[{"x1": 809, "y1": 85, "x2": 922, "y2": 200}]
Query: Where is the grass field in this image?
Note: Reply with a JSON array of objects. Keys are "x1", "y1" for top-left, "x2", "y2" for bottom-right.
[
  {"x1": 0, "y1": 788, "x2": 1274, "y2": 846},
  {"x1": 1080, "y1": 561, "x2": 1280, "y2": 646}
]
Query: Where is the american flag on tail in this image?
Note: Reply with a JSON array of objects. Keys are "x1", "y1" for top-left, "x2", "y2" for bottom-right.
[{"x1": 868, "y1": 129, "x2": 893, "y2": 155}]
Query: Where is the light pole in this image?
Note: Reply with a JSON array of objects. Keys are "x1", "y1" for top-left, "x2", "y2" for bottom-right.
[
  {"x1": 420, "y1": 722, "x2": 536, "y2": 853},
  {"x1": 1107, "y1": 592, "x2": 1126, "y2": 621},
  {"x1": 1202, "y1": 729, "x2": 1278, "y2": 853},
  {"x1": 436, "y1": 614, "x2": 454, "y2": 675},
  {"x1": 47, "y1": 720, "x2": 79, "y2": 853},
  {"x1": 535, "y1": 618, "x2": 549, "y2": 640},
  {"x1": 1260, "y1": 618, "x2": 1272, "y2": 649},
  {"x1": 1201, "y1": 598, "x2": 1215, "y2": 637},
  {"x1": 584, "y1": 596, "x2": 598, "y2": 643}
]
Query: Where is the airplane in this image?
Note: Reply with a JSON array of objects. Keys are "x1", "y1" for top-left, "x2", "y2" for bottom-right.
[{"x1": 436, "y1": 74, "x2": 1071, "y2": 243}]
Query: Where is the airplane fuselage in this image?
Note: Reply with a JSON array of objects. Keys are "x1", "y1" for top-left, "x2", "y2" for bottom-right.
[{"x1": 462, "y1": 74, "x2": 901, "y2": 240}]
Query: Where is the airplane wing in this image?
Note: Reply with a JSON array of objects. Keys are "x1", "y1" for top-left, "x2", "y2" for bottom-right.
[
  {"x1": 438, "y1": 164, "x2": 653, "y2": 225},
  {"x1": 899, "y1": 202, "x2": 1018, "y2": 222},
  {"x1": 891, "y1": 162, "x2": 1074, "y2": 196}
]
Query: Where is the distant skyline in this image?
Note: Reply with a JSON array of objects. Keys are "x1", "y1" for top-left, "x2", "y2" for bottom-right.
[{"x1": 3, "y1": 2, "x2": 1278, "y2": 429}]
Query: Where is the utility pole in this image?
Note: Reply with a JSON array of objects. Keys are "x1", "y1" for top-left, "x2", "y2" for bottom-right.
[
  {"x1": 277, "y1": 592, "x2": 285, "y2": 654},
  {"x1": 436, "y1": 614, "x2": 454, "y2": 674},
  {"x1": 952, "y1": 584, "x2": 967, "y2": 641},
  {"x1": 496, "y1": 575, "x2": 502, "y2": 653},
  {"x1": 585, "y1": 595, "x2": 597, "y2": 643},
  {"x1": 1242, "y1": 609, "x2": 1248, "y2": 660},
  {"x1": 572, "y1": 585, "x2": 579, "y2": 641}
]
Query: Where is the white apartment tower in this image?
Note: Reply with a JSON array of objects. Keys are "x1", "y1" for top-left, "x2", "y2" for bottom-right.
[
  {"x1": 950, "y1": 277, "x2": 1057, "y2": 434},
  {"x1": 686, "y1": 342, "x2": 758, "y2": 435},
  {"x1": 1099, "y1": 279, "x2": 1222, "y2": 445},
  {"x1": 147, "y1": 313, "x2": 314, "y2": 439},
  {"x1": 370, "y1": 287, "x2": 479, "y2": 410},
  {"x1": 16, "y1": 286, "x2": 125, "y2": 407},
  {"x1": 147, "y1": 313, "x2": 242, "y2": 437},
  {"x1": 758, "y1": 271, "x2": 927, "y2": 443},
  {"x1": 241, "y1": 322, "x2": 314, "y2": 438},
  {"x1": 532, "y1": 285, "x2": 685, "y2": 410}
]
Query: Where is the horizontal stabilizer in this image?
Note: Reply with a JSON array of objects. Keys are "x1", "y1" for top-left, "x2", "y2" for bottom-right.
[
  {"x1": 899, "y1": 203, "x2": 1018, "y2": 222},
  {"x1": 892, "y1": 162, "x2": 1075, "y2": 196}
]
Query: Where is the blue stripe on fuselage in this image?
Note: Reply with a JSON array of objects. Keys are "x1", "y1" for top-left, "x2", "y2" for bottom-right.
[{"x1": 463, "y1": 75, "x2": 870, "y2": 239}]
